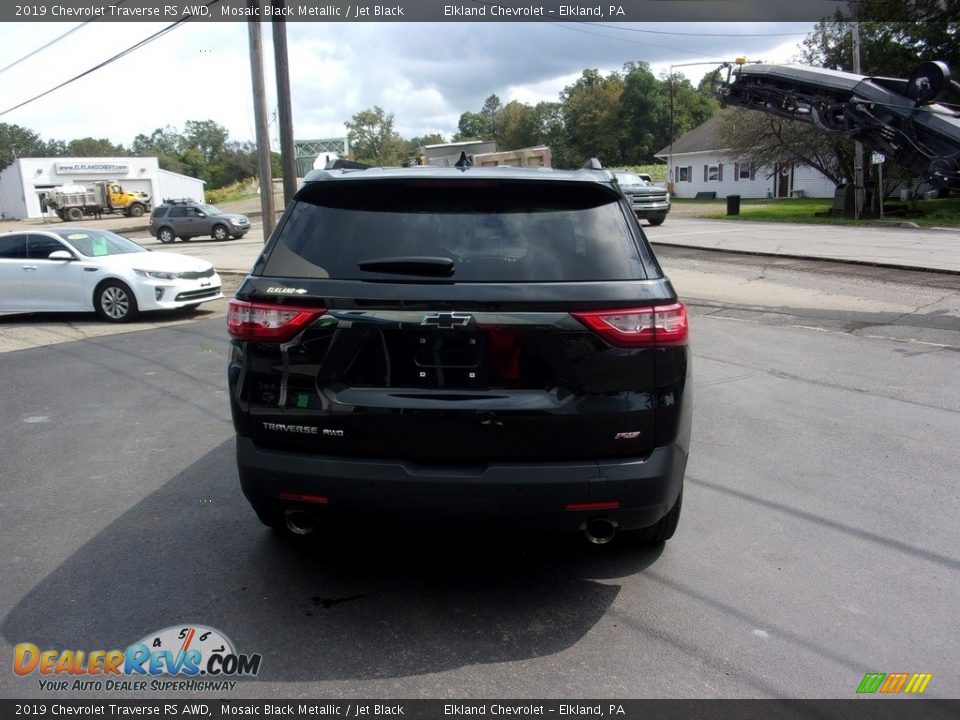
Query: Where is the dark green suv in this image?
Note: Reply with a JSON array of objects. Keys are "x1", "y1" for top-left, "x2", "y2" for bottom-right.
[{"x1": 149, "y1": 200, "x2": 251, "y2": 243}]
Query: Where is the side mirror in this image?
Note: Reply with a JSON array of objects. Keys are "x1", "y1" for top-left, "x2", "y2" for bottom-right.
[
  {"x1": 196, "y1": 212, "x2": 206, "y2": 218},
  {"x1": 48, "y1": 250, "x2": 76, "y2": 261}
]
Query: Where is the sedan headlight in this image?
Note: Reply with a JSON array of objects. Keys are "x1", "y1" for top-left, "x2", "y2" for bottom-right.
[{"x1": 134, "y1": 269, "x2": 176, "y2": 280}]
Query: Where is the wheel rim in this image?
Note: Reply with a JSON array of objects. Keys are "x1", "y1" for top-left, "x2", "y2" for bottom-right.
[
  {"x1": 101, "y1": 287, "x2": 129, "y2": 319},
  {"x1": 160, "y1": 229, "x2": 173, "y2": 242},
  {"x1": 214, "y1": 227, "x2": 226, "y2": 240}
]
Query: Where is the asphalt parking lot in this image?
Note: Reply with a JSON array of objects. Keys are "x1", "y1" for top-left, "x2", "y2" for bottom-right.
[{"x1": 1, "y1": 222, "x2": 958, "y2": 699}]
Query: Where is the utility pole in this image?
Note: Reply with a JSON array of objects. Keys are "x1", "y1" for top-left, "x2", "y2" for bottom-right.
[
  {"x1": 247, "y1": 5, "x2": 276, "y2": 240},
  {"x1": 851, "y1": 6, "x2": 865, "y2": 220},
  {"x1": 272, "y1": 0, "x2": 298, "y2": 206}
]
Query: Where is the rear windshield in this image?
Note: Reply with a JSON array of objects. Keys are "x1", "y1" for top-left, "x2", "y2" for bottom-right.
[{"x1": 262, "y1": 179, "x2": 646, "y2": 282}]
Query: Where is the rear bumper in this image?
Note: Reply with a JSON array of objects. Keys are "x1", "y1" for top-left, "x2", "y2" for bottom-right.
[{"x1": 236, "y1": 436, "x2": 687, "y2": 533}]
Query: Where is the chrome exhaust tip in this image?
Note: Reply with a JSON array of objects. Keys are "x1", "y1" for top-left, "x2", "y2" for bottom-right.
[
  {"x1": 284, "y1": 509, "x2": 317, "y2": 536},
  {"x1": 582, "y1": 517, "x2": 619, "y2": 545}
]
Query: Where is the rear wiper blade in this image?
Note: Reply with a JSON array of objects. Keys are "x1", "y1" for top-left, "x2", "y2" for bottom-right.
[{"x1": 357, "y1": 256, "x2": 455, "y2": 277}]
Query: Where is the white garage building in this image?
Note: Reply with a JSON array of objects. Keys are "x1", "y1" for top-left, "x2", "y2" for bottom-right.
[{"x1": 0, "y1": 157, "x2": 206, "y2": 220}]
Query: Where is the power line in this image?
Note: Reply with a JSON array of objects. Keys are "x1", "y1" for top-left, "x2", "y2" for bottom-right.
[
  {"x1": 0, "y1": 1, "x2": 220, "y2": 119},
  {"x1": 0, "y1": 23, "x2": 90, "y2": 77},
  {"x1": 0, "y1": 1, "x2": 129, "y2": 77},
  {"x1": 550, "y1": 22, "x2": 730, "y2": 60},
  {"x1": 581, "y1": 21, "x2": 811, "y2": 38}
]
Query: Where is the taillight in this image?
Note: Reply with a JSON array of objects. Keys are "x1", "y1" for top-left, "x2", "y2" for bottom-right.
[
  {"x1": 572, "y1": 302, "x2": 688, "y2": 347},
  {"x1": 227, "y1": 300, "x2": 326, "y2": 342}
]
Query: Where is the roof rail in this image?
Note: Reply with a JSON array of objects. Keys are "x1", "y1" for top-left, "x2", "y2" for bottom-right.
[
  {"x1": 581, "y1": 158, "x2": 603, "y2": 170},
  {"x1": 454, "y1": 151, "x2": 473, "y2": 170},
  {"x1": 324, "y1": 158, "x2": 374, "y2": 171},
  {"x1": 162, "y1": 198, "x2": 196, "y2": 205}
]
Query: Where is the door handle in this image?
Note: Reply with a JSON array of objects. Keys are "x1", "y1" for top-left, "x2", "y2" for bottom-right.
[{"x1": 22, "y1": 265, "x2": 38, "y2": 271}]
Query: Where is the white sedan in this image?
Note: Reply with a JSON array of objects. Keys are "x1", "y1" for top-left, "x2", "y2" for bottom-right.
[{"x1": 0, "y1": 227, "x2": 223, "y2": 322}]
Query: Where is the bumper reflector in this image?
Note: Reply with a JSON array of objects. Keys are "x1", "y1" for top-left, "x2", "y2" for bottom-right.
[
  {"x1": 279, "y1": 492, "x2": 329, "y2": 505},
  {"x1": 565, "y1": 501, "x2": 621, "y2": 511}
]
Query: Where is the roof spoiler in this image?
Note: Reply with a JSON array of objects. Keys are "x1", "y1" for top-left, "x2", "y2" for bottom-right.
[
  {"x1": 324, "y1": 158, "x2": 373, "y2": 171},
  {"x1": 581, "y1": 158, "x2": 603, "y2": 170}
]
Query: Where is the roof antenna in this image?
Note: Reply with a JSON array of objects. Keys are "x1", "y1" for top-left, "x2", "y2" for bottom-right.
[{"x1": 454, "y1": 151, "x2": 473, "y2": 170}]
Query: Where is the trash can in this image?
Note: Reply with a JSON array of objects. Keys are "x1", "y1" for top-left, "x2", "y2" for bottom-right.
[{"x1": 726, "y1": 194, "x2": 741, "y2": 216}]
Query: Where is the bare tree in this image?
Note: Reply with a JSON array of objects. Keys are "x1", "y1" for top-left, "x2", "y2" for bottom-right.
[{"x1": 715, "y1": 108, "x2": 853, "y2": 186}]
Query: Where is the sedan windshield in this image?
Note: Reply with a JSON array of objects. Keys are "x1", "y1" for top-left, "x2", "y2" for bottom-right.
[{"x1": 54, "y1": 229, "x2": 148, "y2": 257}]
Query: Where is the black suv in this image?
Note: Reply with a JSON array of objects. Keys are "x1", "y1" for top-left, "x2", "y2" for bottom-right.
[
  {"x1": 227, "y1": 158, "x2": 690, "y2": 547},
  {"x1": 149, "y1": 200, "x2": 250, "y2": 243}
]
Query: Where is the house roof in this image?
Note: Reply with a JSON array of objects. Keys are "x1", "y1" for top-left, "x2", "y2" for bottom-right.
[{"x1": 654, "y1": 113, "x2": 729, "y2": 157}]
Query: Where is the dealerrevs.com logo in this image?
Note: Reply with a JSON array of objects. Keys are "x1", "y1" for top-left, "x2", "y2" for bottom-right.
[{"x1": 13, "y1": 625, "x2": 262, "y2": 692}]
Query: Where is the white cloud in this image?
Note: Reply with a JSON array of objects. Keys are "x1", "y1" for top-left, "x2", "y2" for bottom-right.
[{"x1": 0, "y1": 21, "x2": 816, "y2": 149}]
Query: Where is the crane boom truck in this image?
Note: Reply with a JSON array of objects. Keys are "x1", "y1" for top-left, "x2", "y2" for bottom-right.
[{"x1": 716, "y1": 60, "x2": 960, "y2": 192}]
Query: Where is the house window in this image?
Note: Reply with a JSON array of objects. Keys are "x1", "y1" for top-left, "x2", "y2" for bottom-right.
[
  {"x1": 678, "y1": 166, "x2": 689, "y2": 182},
  {"x1": 739, "y1": 163, "x2": 751, "y2": 180},
  {"x1": 708, "y1": 165, "x2": 719, "y2": 182}
]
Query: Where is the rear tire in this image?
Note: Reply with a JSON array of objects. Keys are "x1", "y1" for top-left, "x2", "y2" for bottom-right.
[
  {"x1": 66, "y1": 207, "x2": 83, "y2": 222},
  {"x1": 95, "y1": 280, "x2": 139, "y2": 323},
  {"x1": 157, "y1": 227, "x2": 175, "y2": 244}
]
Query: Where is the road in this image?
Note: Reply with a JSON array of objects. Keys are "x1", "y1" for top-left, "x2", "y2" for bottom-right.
[{"x1": 1, "y1": 228, "x2": 958, "y2": 699}]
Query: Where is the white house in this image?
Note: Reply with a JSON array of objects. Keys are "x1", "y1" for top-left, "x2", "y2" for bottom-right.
[
  {"x1": 0, "y1": 157, "x2": 205, "y2": 220},
  {"x1": 654, "y1": 115, "x2": 837, "y2": 200}
]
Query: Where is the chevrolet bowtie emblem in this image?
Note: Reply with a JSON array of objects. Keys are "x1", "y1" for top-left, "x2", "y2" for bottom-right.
[{"x1": 421, "y1": 312, "x2": 473, "y2": 329}]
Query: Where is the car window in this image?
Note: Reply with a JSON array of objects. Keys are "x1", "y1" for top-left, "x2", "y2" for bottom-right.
[
  {"x1": 264, "y1": 180, "x2": 645, "y2": 282},
  {"x1": 198, "y1": 204, "x2": 221, "y2": 216},
  {"x1": 54, "y1": 229, "x2": 147, "y2": 257},
  {"x1": 169, "y1": 207, "x2": 188, "y2": 218},
  {"x1": 26, "y1": 234, "x2": 69, "y2": 260},
  {"x1": 151, "y1": 207, "x2": 168, "y2": 218},
  {"x1": 0, "y1": 234, "x2": 26, "y2": 259}
]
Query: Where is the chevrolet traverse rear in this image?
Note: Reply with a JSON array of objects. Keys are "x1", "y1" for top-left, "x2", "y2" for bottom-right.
[{"x1": 227, "y1": 158, "x2": 691, "y2": 546}]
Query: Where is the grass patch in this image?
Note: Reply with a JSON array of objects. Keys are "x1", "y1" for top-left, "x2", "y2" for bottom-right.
[
  {"x1": 677, "y1": 197, "x2": 960, "y2": 227},
  {"x1": 205, "y1": 178, "x2": 259, "y2": 205}
]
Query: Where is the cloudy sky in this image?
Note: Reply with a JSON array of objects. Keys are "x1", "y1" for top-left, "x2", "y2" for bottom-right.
[{"x1": 0, "y1": 21, "x2": 817, "y2": 148}]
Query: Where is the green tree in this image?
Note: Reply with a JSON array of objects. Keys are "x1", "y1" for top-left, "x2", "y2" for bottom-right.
[
  {"x1": 561, "y1": 69, "x2": 627, "y2": 166},
  {"x1": 801, "y1": 2, "x2": 959, "y2": 81},
  {"x1": 0, "y1": 122, "x2": 51, "y2": 169},
  {"x1": 455, "y1": 111, "x2": 490, "y2": 141},
  {"x1": 533, "y1": 102, "x2": 571, "y2": 167},
  {"x1": 345, "y1": 106, "x2": 406, "y2": 165},
  {"x1": 408, "y1": 133, "x2": 446, "y2": 151},
  {"x1": 660, "y1": 72, "x2": 719, "y2": 155},
  {"x1": 481, "y1": 94, "x2": 503, "y2": 142},
  {"x1": 497, "y1": 101, "x2": 539, "y2": 150},
  {"x1": 131, "y1": 126, "x2": 186, "y2": 174},
  {"x1": 619, "y1": 61, "x2": 667, "y2": 163},
  {"x1": 182, "y1": 120, "x2": 230, "y2": 164},
  {"x1": 65, "y1": 137, "x2": 128, "y2": 156},
  {"x1": 132, "y1": 126, "x2": 182, "y2": 157}
]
